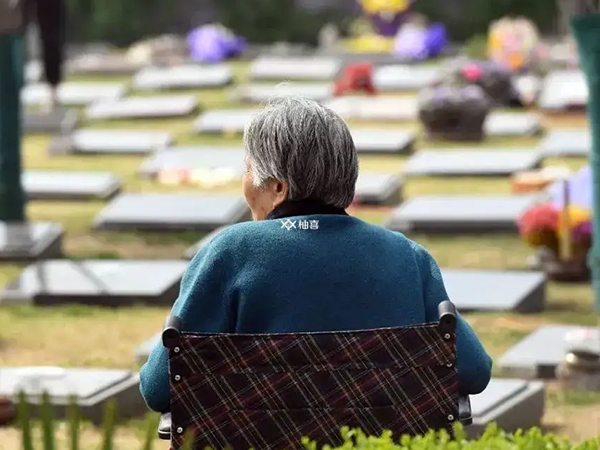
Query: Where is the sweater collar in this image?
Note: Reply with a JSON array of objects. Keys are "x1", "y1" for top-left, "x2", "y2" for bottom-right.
[{"x1": 266, "y1": 199, "x2": 348, "y2": 221}]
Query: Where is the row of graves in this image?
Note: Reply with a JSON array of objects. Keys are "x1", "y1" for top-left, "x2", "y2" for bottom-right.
[{"x1": 1, "y1": 47, "x2": 595, "y2": 437}]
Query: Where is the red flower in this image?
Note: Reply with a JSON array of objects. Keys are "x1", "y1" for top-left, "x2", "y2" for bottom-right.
[
  {"x1": 461, "y1": 63, "x2": 483, "y2": 82},
  {"x1": 518, "y1": 203, "x2": 559, "y2": 236}
]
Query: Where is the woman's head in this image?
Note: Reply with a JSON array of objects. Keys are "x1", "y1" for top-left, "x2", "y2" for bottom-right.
[{"x1": 242, "y1": 96, "x2": 358, "y2": 220}]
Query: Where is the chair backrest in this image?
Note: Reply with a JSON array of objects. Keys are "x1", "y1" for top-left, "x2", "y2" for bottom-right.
[{"x1": 165, "y1": 303, "x2": 458, "y2": 450}]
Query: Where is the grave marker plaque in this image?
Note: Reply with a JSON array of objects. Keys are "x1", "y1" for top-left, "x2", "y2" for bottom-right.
[
  {"x1": 48, "y1": 129, "x2": 174, "y2": 155},
  {"x1": 0, "y1": 222, "x2": 63, "y2": 264},
  {"x1": 373, "y1": 65, "x2": 441, "y2": 91},
  {"x1": 24, "y1": 171, "x2": 121, "y2": 200},
  {"x1": 355, "y1": 173, "x2": 403, "y2": 205},
  {"x1": 1, "y1": 260, "x2": 188, "y2": 307},
  {"x1": 385, "y1": 195, "x2": 539, "y2": 234},
  {"x1": 86, "y1": 95, "x2": 198, "y2": 120},
  {"x1": 23, "y1": 83, "x2": 126, "y2": 107},
  {"x1": 537, "y1": 129, "x2": 590, "y2": 157},
  {"x1": 133, "y1": 65, "x2": 233, "y2": 90},
  {"x1": 325, "y1": 96, "x2": 418, "y2": 122},
  {"x1": 351, "y1": 129, "x2": 416, "y2": 154},
  {"x1": 249, "y1": 56, "x2": 342, "y2": 81},
  {"x1": 139, "y1": 147, "x2": 245, "y2": 177},
  {"x1": 539, "y1": 70, "x2": 587, "y2": 111},
  {"x1": 93, "y1": 194, "x2": 251, "y2": 232}
]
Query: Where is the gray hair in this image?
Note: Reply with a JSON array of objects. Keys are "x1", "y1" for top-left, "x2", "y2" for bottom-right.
[{"x1": 243, "y1": 95, "x2": 358, "y2": 209}]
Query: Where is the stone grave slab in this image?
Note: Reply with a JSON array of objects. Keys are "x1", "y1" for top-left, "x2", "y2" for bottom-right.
[
  {"x1": 467, "y1": 378, "x2": 545, "y2": 438},
  {"x1": 139, "y1": 146, "x2": 245, "y2": 178},
  {"x1": 194, "y1": 109, "x2": 259, "y2": 135},
  {"x1": 498, "y1": 325, "x2": 600, "y2": 379},
  {"x1": 485, "y1": 112, "x2": 543, "y2": 137},
  {"x1": 0, "y1": 222, "x2": 63, "y2": 264},
  {"x1": 1, "y1": 260, "x2": 188, "y2": 307},
  {"x1": 67, "y1": 53, "x2": 143, "y2": 76},
  {"x1": 385, "y1": 194, "x2": 539, "y2": 234},
  {"x1": 351, "y1": 129, "x2": 416, "y2": 154},
  {"x1": 514, "y1": 75, "x2": 541, "y2": 102},
  {"x1": 183, "y1": 226, "x2": 229, "y2": 260},
  {"x1": 373, "y1": 64, "x2": 441, "y2": 91},
  {"x1": 23, "y1": 171, "x2": 121, "y2": 201},
  {"x1": 325, "y1": 96, "x2": 418, "y2": 122},
  {"x1": 539, "y1": 70, "x2": 587, "y2": 112},
  {"x1": 249, "y1": 56, "x2": 342, "y2": 81},
  {"x1": 22, "y1": 82, "x2": 126, "y2": 107},
  {"x1": 536, "y1": 129, "x2": 589, "y2": 157},
  {"x1": 234, "y1": 83, "x2": 334, "y2": 103},
  {"x1": 93, "y1": 194, "x2": 251, "y2": 232},
  {"x1": 23, "y1": 109, "x2": 79, "y2": 134},
  {"x1": 441, "y1": 269, "x2": 546, "y2": 313},
  {"x1": 86, "y1": 95, "x2": 198, "y2": 120},
  {"x1": 133, "y1": 64, "x2": 233, "y2": 91},
  {"x1": 25, "y1": 60, "x2": 42, "y2": 83},
  {"x1": 48, "y1": 129, "x2": 174, "y2": 155},
  {"x1": 355, "y1": 173, "x2": 403, "y2": 205},
  {"x1": 403, "y1": 149, "x2": 542, "y2": 177},
  {"x1": 0, "y1": 367, "x2": 145, "y2": 424}
]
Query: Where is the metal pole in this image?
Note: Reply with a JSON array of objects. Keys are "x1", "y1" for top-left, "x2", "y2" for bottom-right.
[
  {"x1": 0, "y1": 33, "x2": 26, "y2": 222},
  {"x1": 571, "y1": 11, "x2": 600, "y2": 310}
]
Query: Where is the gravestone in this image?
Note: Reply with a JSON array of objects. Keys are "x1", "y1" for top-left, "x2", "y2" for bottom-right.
[
  {"x1": 442, "y1": 269, "x2": 546, "y2": 313},
  {"x1": 86, "y1": 95, "x2": 198, "y2": 120},
  {"x1": 467, "y1": 378, "x2": 545, "y2": 438},
  {"x1": 539, "y1": 70, "x2": 587, "y2": 111},
  {"x1": 325, "y1": 96, "x2": 418, "y2": 122},
  {"x1": 0, "y1": 367, "x2": 144, "y2": 425},
  {"x1": 484, "y1": 112, "x2": 543, "y2": 137},
  {"x1": 355, "y1": 173, "x2": 403, "y2": 205},
  {"x1": 194, "y1": 109, "x2": 259, "y2": 135},
  {"x1": 67, "y1": 53, "x2": 143, "y2": 76},
  {"x1": 385, "y1": 194, "x2": 539, "y2": 234},
  {"x1": 351, "y1": 129, "x2": 416, "y2": 154},
  {"x1": 23, "y1": 171, "x2": 121, "y2": 201},
  {"x1": 403, "y1": 149, "x2": 543, "y2": 177},
  {"x1": 133, "y1": 65, "x2": 233, "y2": 91},
  {"x1": 498, "y1": 325, "x2": 600, "y2": 379},
  {"x1": 373, "y1": 65, "x2": 442, "y2": 91},
  {"x1": 48, "y1": 129, "x2": 174, "y2": 155},
  {"x1": 23, "y1": 110, "x2": 79, "y2": 135},
  {"x1": 22, "y1": 83, "x2": 126, "y2": 107},
  {"x1": 0, "y1": 222, "x2": 63, "y2": 264},
  {"x1": 249, "y1": 56, "x2": 342, "y2": 81},
  {"x1": 0, "y1": 260, "x2": 188, "y2": 307},
  {"x1": 234, "y1": 83, "x2": 334, "y2": 103},
  {"x1": 25, "y1": 60, "x2": 42, "y2": 83},
  {"x1": 139, "y1": 147, "x2": 245, "y2": 178},
  {"x1": 93, "y1": 194, "x2": 251, "y2": 232},
  {"x1": 536, "y1": 129, "x2": 590, "y2": 157}
]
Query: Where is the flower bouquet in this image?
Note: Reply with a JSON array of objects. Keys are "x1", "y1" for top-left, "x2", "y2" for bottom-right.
[{"x1": 518, "y1": 165, "x2": 592, "y2": 281}]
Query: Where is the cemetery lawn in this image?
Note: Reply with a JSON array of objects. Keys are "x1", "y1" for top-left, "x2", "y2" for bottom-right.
[{"x1": 1, "y1": 61, "x2": 599, "y2": 447}]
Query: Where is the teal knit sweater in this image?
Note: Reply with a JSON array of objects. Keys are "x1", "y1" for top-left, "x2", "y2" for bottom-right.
[{"x1": 139, "y1": 214, "x2": 492, "y2": 413}]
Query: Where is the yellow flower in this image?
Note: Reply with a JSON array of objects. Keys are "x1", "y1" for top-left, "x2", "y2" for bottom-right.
[
  {"x1": 358, "y1": 0, "x2": 409, "y2": 15},
  {"x1": 556, "y1": 205, "x2": 591, "y2": 236}
]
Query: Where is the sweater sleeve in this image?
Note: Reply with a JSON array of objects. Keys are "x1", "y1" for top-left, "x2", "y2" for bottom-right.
[
  {"x1": 139, "y1": 239, "x2": 235, "y2": 412},
  {"x1": 416, "y1": 245, "x2": 492, "y2": 395}
]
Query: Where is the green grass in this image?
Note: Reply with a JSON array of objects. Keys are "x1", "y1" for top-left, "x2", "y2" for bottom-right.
[{"x1": 1, "y1": 60, "x2": 600, "y2": 447}]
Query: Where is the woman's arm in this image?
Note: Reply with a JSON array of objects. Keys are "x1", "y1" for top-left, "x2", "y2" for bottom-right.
[
  {"x1": 139, "y1": 240, "x2": 236, "y2": 412},
  {"x1": 415, "y1": 244, "x2": 493, "y2": 395}
]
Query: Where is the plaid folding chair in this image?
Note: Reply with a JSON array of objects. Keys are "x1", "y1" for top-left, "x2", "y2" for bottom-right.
[{"x1": 157, "y1": 300, "x2": 472, "y2": 450}]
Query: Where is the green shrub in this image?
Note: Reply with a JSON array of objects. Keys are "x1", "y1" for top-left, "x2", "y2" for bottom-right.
[{"x1": 16, "y1": 393, "x2": 600, "y2": 450}]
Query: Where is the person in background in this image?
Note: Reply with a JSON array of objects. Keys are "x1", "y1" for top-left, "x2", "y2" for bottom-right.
[
  {"x1": 26, "y1": 0, "x2": 66, "y2": 112},
  {"x1": 139, "y1": 96, "x2": 493, "y2": 414}
]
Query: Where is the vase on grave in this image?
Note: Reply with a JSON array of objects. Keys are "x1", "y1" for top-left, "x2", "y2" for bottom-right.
[
  {"x1": 418, "y1": 84, "x2": 491, "y2": 142},
  {"x1": 518, "y1": 167, "x2": 592, "y2": 282},
  {"x1": 557, "y1": 329, "x2": 600, "y2": 391},
  {"x1": 0, "y1": 396, "x2": 16, "y2": 426},
  {"x1": 441, "y1": 59, "x2": 524, "y2": 108}
]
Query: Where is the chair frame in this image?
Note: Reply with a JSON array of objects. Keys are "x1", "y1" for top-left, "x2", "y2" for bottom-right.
[{"x1": 157, "y1": 300, "x2": 472, "y2": 447}]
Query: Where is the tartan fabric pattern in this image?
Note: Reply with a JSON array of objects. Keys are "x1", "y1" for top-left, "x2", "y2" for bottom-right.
[{"x1": 168, "y1": 323, "x2": 458, "y2": 450}]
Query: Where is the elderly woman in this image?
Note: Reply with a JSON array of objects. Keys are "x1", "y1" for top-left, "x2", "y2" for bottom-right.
[{"x1": 139, "y1": 96, "x2": 492, "y2": 413}]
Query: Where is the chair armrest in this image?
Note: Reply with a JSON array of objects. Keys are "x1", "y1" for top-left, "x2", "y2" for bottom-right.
[
  {"x1": 158, "y1": 413, "x2": 171, "y2": 440},
  {"x1": 458, "y1": 396, "x2": 473, "y2": 426}
]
